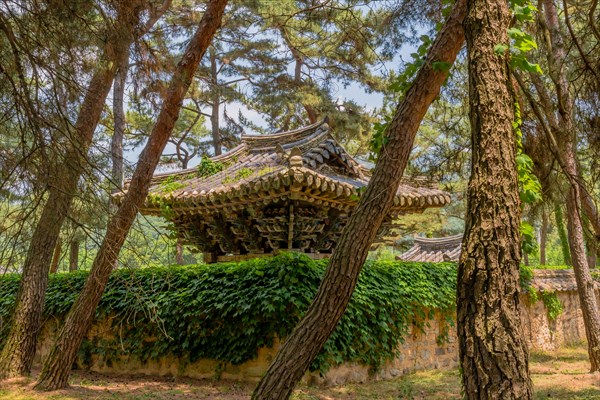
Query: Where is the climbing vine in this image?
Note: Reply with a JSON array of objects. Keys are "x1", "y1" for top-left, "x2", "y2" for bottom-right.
[
  {"x1": 540, "y1": 290, "x2": 563, "y2": 321},
  {"x1": 520, "y1": 265, "x2": 565, "y2": 320},
  {"x1": 0, "y1": 254, "x2": 457, "y2": 374},
  {"x1": 499, "y1": 0, "x2": 544, "y2": 256},
  {"x1": 0, "y1": 256, "x2": 566, "y2": 375},
  {"x1": 514, "y1": 102, "x2": 543, "y2": 255}
]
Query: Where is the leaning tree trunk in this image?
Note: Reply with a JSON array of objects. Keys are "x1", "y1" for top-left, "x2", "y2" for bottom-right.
[
  {"x1": 34, "y1": 0, "x2": 227, "y2": 390},
  {"x1": 111, "y1": 64, "x2": 128, "y2": 192},
  {"x1": 541, "y1": 0, "x2": 600, "y2": 371},
  {"x1": 209, "y1": 46, "x2": 222, "y2": 156},
  {"x1": 565, "y1": 182, "x2": 600, "y2": 370},
  {"x1": 0, "y1": 3, "x2": 138, "y2": 378},
  {"x1": 251, "y1": 0, "x2": 467, "y2": 398},
  {"x1": 580, "y1": 179, "x2": 600, "y2": 241},
  {"x1": 457, "y1": 0, "x2": 533, "y2": 397}
]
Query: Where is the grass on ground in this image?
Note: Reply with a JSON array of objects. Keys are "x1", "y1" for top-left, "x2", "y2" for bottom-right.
[{"x1": 1, "y1": 344, "x2": 599, "y2": 400}]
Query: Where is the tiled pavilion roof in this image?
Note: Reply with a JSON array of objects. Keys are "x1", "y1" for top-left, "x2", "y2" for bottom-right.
[
  {"x1": 398, "y1": 234, "x2": 598, "y2": 294},
  {"x1": 117, "y1": 119, "x2": 452, "y2": 261},
  {"x1": 530, "y1": 269, "x2": 599, "y2": 292},
  {"x1": 121, "y1": 120, "x2": 451, "y2": 213},
  {"x1": 398, "y1": 234, "x2": 463, "y2": 263}
]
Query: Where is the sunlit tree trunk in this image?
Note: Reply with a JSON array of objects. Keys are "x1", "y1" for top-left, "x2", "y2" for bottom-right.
[
  {"x1": 33, "y1": 0, "x2": 228, "y2": 390},
  {"x1": 0, "y1": 3, "x2": 139, "y2": 378},
  {"x1": 251, "y1": 0, "x2": 467, "y2": 397},
  {"x1": 110, "y1": 0, "x2": 171, "y2": 192},
  {"x1": 540, "y1": 0, "x2": 600, "y2": 370},
  {"x1": 457, "y1": 0, "x2": 533, "y2": 397}
]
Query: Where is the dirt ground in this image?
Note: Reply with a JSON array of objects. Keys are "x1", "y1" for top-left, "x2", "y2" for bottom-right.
[{"x1": 1, "y1": 345, "x2": 599, "y2": 400}]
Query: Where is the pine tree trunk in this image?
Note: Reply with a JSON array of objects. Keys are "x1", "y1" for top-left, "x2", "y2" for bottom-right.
[
  {"x1": 587, "y1": 238, "x2": 597, "y2": 268},
  {"x1": 111, "y1": 64, "x2": 128, "y2": 192},
  {"x1": 580, "y1": 180, "x2": 600, "y2": 241},
  {"x1": 541, "y1": 0, "x2": 600, "y2": 370},
  {"x1": 69, "y1": 240, "x2": 79, "y2": 272},
  {"x1": 251, "y1": 1, "x2": 467, "y2": 397},
  {"x1": 209, "y1": 47, "x2": 222, "y2": 156},
  {"x1": 540, "y1": 206, "x2": 548, "y2": 265},
  {"x1": 555, "y1": 204, "x2": 572, "y2": 265},
  {"x1": 33, "y1": 1, "x2": 227, "y2": 390},
  {"x1": 565, "y1": 183, "x2": 600, "y2": 370},
  {"x1": 457, "y1": 0, "x2": 533, "y2": 397},
  {"x1": 582, "y1": 214, "x2": 598, "y2": 268},
  {"x1": 49, "y1": 238, "x2": 62, "y2": 274},
  {"x1": 0, "y1": 4, "x2": 137, "y2": 378}
]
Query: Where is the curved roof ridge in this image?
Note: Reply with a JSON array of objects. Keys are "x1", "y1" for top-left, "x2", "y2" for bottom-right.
[
  {"x1": 281, "y1": 127, "x2": 330, "y2": 152},
  {"x1": 211, "y1": 143, "x2": 248, "y2": 162},
  {"x1": 241, "y1": 119, "x2": 328, "y2": 148},
  {"x1": 414, "y1": 234, "x2": 463, "y2": 245},
  {"x1": 150, "y1": 167, "x2": 197, "y2": 179}
]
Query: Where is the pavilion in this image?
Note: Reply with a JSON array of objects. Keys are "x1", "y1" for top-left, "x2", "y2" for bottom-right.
[{"x1": 119, "y1": 119, "x2": 452, "y2": 263}]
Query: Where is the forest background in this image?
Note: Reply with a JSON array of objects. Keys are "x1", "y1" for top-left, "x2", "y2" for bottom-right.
[{"x1": 4, "y1": 0, "x2": 593, "y2": 274}]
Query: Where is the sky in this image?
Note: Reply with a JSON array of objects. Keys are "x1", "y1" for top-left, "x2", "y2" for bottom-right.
[{"x1": 122, "y1": 7, "x2": 424, "y2": 171}]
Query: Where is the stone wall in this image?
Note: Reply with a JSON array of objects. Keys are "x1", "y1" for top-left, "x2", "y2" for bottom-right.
[
  {"x1": 520, "y1": 290, "x2": 600, "y2": 351},
  {"x1": 33, "y1": 289, "x2": 595, "y2": 385}
]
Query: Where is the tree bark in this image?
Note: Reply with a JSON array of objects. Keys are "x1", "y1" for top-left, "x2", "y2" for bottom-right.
[
  {"x1": 110, "y1": 0, "x2": 171, "y2": 192},
  {"x1": 457, "y1": 0, "x2": 533, "y2": 397},
  {"x1": 69, "y1": 239, "x2": 79, "y2": 272},
  {"x1": 540, "y1": 206, "x2": 548, "y2": 265},
  {"x1": 49, "y1": 238, "x2": 62, "y2": 274},
  {"x1": 0, "y1": 3, "x2": 139, "y2": 378},
  {"x1": 210, "y1": 46, "x2": 222, "y2": 156},
  {"x1": 566, "y1": 184, "x2": 600, "y2": 370},
  {"x1": 111, "y1": 64, "x2": 128, "y2": 192},
  {"x1": 33, "y1": 0, "x2": 227, "y2": 390},
  {"x1": 541, "y1": 0, "x2": 600, "y2": 371},
  {"x1": 586, "y1": 236, "x2": 598, "y2": 268},
  {"x1": 580, "y1": 183, "x2": 600, "y2": 241},
  {"x1": 554, "y1": 203, "x2": 572, "y2": 265},
  {"x1": 251, "y1": 0, "x2": 467, "y2": 398},
  {"x1": 582, "y1": 211, "x2": 598, "y2": 268}
]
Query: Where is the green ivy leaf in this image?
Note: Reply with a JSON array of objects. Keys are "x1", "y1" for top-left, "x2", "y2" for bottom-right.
[{"x1": 494, "y1": 44, "x2": 509, "y2": 55}]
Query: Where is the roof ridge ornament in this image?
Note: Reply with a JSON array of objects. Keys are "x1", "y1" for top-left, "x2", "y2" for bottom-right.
[{"x1": 288, "y1": 147, "x2": 303, "y2": 168}]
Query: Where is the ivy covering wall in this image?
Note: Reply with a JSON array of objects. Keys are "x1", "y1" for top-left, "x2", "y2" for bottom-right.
[{"x1": 0, "y1": 253, "x2": 457, "y2": 374}]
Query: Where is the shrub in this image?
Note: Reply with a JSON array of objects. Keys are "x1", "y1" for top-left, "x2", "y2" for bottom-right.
[{"x1": 0, "y1": 254, "x2": 458, "y2": 374}]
